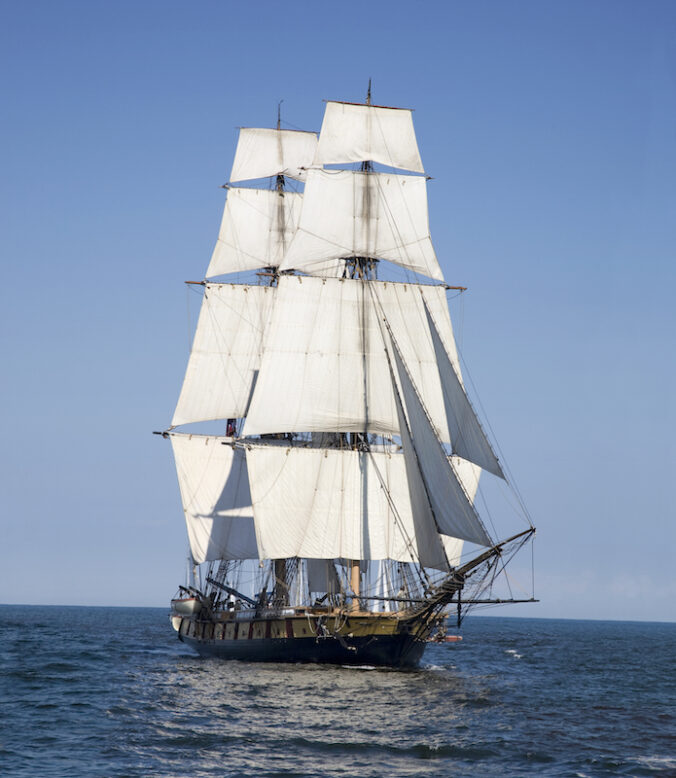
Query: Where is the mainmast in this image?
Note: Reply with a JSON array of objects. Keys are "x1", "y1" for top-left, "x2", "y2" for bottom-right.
[
  {"x1": 345, "y1": 80, "x2": 376, "y2": 284},
  {"x1": 276, "y1": 99, "x2": 285, "y2": 194},
  {"x1": 349, "y1": 80, "x2": 375, "y2": 611}
]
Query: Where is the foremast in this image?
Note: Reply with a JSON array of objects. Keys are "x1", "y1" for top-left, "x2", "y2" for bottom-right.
[{"x1": 272, "y1": 102, "x2": 290, "y2": 605}]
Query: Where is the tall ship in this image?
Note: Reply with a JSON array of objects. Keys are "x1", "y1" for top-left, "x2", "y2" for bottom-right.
[{"x1": 159, "y1": 90, "x2": 536, "y2": 668}]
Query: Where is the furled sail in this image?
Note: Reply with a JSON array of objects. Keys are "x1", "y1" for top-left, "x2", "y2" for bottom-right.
[
  {"x1": 245, "y1": 444, "x2": 450, "y2": 570},
  {"x1": 389, "y1": 334, "x2": 493, "y2": 548},
  {"x1": 278, "y1": 170, "x2": 442, "y2": 281},
  {"x1": 424, "y1": 301, "x2": 506, "y2": 479},
  {"x1": 315, "y1": 101, "x2": 424, "y2": 173},
  {"x1": 170, "y1": 433, "x2": 258, "y2": 564},
  {"x1": 206, "y1": 188, "x2": 303, "y2": 277},
  {"x1": 230, "y1": 127, "x2": 318, "y2": 182},
  {"x1": 242, "y1": 276, "x2": 458, "y2": 438},
  {"x1": 172, "y1": 284, "x2": 274, "y2": 427}
]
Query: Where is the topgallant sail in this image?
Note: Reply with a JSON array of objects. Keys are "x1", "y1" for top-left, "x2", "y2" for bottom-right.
[{"x1": 159, "y1": 93, "x2": 536, "y2": 667}]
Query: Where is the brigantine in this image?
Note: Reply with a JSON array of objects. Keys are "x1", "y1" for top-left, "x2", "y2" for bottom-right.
[{"x1": 159, "y1": 92, "x2": 536, "y2": 668}]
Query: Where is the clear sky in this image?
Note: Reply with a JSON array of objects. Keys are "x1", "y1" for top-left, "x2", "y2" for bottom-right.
[{"x1": 1, "y1": 1, "x2": 674, "y2": 621}]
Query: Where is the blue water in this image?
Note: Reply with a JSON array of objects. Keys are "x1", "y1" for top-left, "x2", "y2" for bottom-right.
[{"x1": 1, "y1": 606, "x2": 674, "y2": 777}]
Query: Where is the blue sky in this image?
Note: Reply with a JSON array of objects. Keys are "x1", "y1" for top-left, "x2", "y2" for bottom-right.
[{"x1": 1, "y1": 1, "x2": 674, "y2": 621}]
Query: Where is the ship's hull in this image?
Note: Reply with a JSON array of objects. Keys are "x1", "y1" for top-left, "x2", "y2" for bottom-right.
[
  {"x1": 180, "y1": 631, "x2": 425, "y2": 667},
  {"x1": 171, "y1": 608, "x2": 433, "y2": 668}
]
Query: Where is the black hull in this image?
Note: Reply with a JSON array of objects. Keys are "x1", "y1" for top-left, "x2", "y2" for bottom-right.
[{"x1": 179, "y1": 632, "x2": 426, "y2": 668}]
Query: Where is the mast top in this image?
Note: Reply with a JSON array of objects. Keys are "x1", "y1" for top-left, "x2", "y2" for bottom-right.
[
  {"x1": 366, "y1": 78, "x2": 372, "y2": 106},
  {"x1": 277, "y1": 99, "x2": 283, "y2": 130},
  {"x1": 322, "y1": 99, "x2": 414, "y2": 112}
]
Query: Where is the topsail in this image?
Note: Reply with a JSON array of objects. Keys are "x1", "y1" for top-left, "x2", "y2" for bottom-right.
[
  {"x1": 229, "y1": 127, "x2": 317, "y2": 182},
  {"x1": 278, "y1": 170, "x2": 441, "y2": 280},
  {"x1": 315, "y1": 101, "x2": 424, "y2": 173},
  {"x1": 207, "y1": 188, "x2": 303, "y2": 277}
]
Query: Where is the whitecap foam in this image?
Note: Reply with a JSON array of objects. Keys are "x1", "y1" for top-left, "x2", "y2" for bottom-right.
[{"x1": 636, "y1": 755, "x2": 676, "y2": 770}]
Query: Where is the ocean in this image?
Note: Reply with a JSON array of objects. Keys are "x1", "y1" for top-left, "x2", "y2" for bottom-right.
[{"x1": 1, "y1": 606, "x2": 673, "y2": 777}]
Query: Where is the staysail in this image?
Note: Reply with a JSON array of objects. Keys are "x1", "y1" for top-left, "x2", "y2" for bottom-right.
[
  {"x1": 424, "y1": 299, "x2": 505, "y2": 479},
  {"x1": 388, "y1": 331, "x2": 493, "y2": 548},
  {"x1": 391, "y1": 376, "x2": 451, "y2": 571}
]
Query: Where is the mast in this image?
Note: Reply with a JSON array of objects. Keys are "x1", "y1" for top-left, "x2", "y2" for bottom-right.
[
  {"x1": 349, "y1": 81, "x2": 374, "y2": 611},
  {"x1": 274, "y1": 99, "x2": 285, "y2": 271},
  {"x1": 273, "y1": 99, "x2": 289, "y2": 605}
]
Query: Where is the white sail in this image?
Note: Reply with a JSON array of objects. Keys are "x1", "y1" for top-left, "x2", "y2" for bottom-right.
[
  {"x1": 170, "y1": 434, "x2": 258, "y2": 564},
  {"x1": 390, "y1": 335, "x2": 493, "y2": 547},
  {"x1": 245, "y1": 444, "x2": 449, "y2": 570},
  {"x1": 441, "y1": 457, "x2": 482, "y2": 566},
  {"x1": 441, "y1": 535, "x2": 463, "y2": 567},
  {"x1": 425, "y1": 301, "x2": 505, "y2": 479},
  {"x1": 206, "y1": 188, "x2": 303, "y2": 277},
  {"x1": 230, "y1": 127, "x2": 318, "y2": 182},
  {"x1": 392, "y1": 374, "x2": 451, "y2": 571},
  {"x1": 278, "y1": 170, "x2": 442, "y2": 281},
  {"x1": 315, "y1": 101, "x2": 424, "y2": 173},
  {"x1": 172, "y1": 284, "x2": 274, "y2": 427},
  {"x1": 243, "y1": 276, "x2": 458, "y2": 438},
  {"x1": 452, "y1": 455, "x2": 482, "y2": 503}
]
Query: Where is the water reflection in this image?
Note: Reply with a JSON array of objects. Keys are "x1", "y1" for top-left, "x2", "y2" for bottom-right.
[{"x1": 121, "y1": 653, "x2": 495, "y2": 777}]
